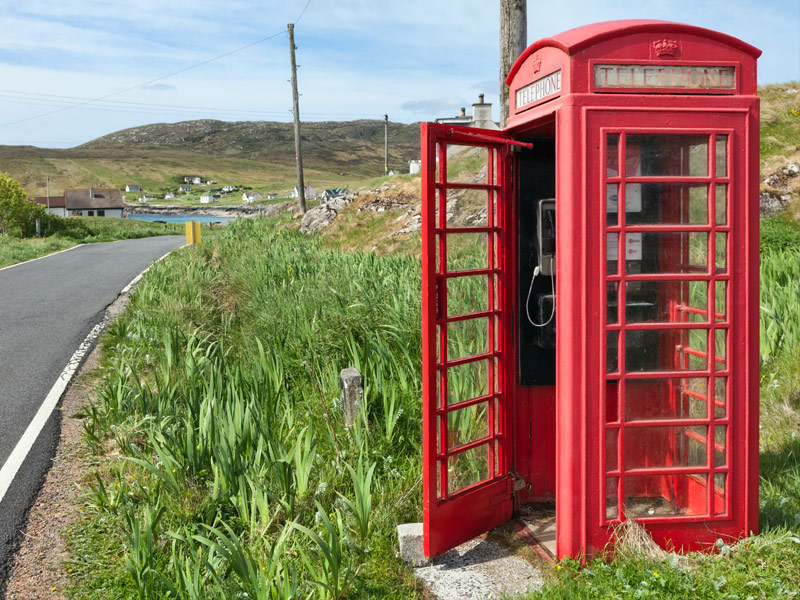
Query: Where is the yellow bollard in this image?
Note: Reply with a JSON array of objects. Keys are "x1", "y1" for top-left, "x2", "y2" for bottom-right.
[{"x1": 185, "y1": 221, "x2": 202, "y2": 244}]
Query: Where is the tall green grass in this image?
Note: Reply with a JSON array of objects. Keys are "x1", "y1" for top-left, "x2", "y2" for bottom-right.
[{"x1": 71, "y1": 217, "x2": 426, "y2": 598}]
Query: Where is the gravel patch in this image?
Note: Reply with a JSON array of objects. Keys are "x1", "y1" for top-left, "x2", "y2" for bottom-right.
[{"x1": 414, "y1": 536, "x2": 543, "y2": 600}]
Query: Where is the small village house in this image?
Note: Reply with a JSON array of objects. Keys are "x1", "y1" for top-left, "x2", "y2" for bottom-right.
[
  {"x1": 321, "y1": 188, "x2": 349, "y2": 201},
  {"x1": 164, "y1": 192, "x2": 176, "y2": 200},
  {"x1": 125, "y1": 184, "x2": 141, "y2": 192},
  {"x1": 31, "y1": 195, "x2": 67, "y2": 217},
  {"x1": 179, "y1": 185, "x2": 192, "y2": 192},
  {"x1": 242, "y1": 191, "x2": 263, "y2": 203},
  {"x1": 63, "y1": 188, "x2": 125, "y2": 217},
  {"x1": 199, "y1": 193, "x2": 217, "y2": 204},
  {"x1": 289, "y1": 185, "x2": 317, "y2": 199},
  {"x1": 222, "y1": 185, "x2": 237, "y2": 192}
]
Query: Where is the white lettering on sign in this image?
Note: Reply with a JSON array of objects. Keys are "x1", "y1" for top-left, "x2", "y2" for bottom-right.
[
  {"x1": 594, "y1": 64, "x2": 735, "y2": 89},
  {"x1": 516, "y1": 70, "x2": 562, "y2": 110}
]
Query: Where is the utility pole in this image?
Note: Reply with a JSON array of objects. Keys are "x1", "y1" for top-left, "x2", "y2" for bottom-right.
[
  {"x1": 384, "y1": 114, "x2": 389, "y2": 176},
  {"x1": 500, "y1": 0, "x2": 527, "y2": 128},
  {"x1": 46, "y1": 175, "x2": 50, "y2": 211},
  {"x1": 288, "y1": 23, "x2": 306, "y2": 214}
]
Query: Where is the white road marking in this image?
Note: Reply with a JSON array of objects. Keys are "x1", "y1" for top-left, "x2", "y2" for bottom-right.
[
  {"x1": 0, "y1": 243, "x2": 184, "y2": 504},
  {"x1": 0, "y1": 244, "x2": 84, "y2": 273}
]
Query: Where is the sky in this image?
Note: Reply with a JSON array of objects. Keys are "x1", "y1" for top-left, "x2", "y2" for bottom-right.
[{"x1": 0, "y1": 0, "x2": 798, "y2": 148}]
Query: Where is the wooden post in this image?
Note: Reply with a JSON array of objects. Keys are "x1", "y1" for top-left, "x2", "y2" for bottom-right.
[
  {"x1": 500, "y1": 0, "x2": 527, "y2": 128},
  {"x1": 288, "y1": 23, "x2": 307, "y2": 215}
]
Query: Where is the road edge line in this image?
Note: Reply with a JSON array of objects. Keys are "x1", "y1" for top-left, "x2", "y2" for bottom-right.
[
  {"x1": 0, "y1": 243, "x2": 184, "y2": 505},
  {"x1": 0, "y1": 244, "x2": 85, "y2": 273}
]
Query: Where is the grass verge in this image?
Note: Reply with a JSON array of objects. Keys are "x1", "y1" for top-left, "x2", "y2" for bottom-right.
[{"x1": 0, "y1": 218, "x2": 186, "y2": 268}]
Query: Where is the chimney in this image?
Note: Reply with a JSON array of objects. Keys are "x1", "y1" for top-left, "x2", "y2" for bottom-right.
[
  {"x1": 89, "y1": 187, "x2": 95, "y2": 199},
  {"x1": 460, "y1": 107, "x2": 466, "y2": 117},
  {"x1": 472, "y1": 93, "x2": 498, "y2": 129}
]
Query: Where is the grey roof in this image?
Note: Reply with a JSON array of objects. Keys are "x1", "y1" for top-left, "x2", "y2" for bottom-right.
[
  {"x1": 32, "y1": 196, "x2": 66, "y2": 208},
  {"x1": 64, "y1": 189, "x2": 125, "y2": 210}
]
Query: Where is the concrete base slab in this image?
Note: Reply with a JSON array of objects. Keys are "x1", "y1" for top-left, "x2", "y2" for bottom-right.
[
  {"x1": 414, "y1": 536, "x2": 543, "y2": 600},
  {"x1": 397, "y1": 522, "x2": 430, "y2": 567}
]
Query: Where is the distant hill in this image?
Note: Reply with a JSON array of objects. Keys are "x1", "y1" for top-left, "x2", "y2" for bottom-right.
[{"x1": 0, "y1": 119, "x2": 421, "y2": 196}]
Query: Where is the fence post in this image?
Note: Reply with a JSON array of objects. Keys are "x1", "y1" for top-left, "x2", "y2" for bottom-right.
[{"x1": 339, "y1": 367, "x2": 363, "y2": 427}]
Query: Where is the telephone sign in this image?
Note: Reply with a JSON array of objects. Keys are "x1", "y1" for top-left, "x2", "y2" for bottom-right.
[{"x1": 421, "y1": 20, "x2": 760, "y2": 560}]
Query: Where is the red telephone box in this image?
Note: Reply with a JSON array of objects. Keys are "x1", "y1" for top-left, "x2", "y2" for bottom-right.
[{"x1": 421, "y1": 20, "x2": 760, "y2": 559}]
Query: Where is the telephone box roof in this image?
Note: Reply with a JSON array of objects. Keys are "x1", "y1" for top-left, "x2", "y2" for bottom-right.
[{"x1": 506, "y1": 19, "x2": 762, "y2": 84}]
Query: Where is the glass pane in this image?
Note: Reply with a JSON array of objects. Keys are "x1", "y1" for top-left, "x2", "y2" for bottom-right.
[
  {"x1": 446, "y1": 145, "x2": 488, "y2": 184},
  {"x1": 606, "y1": 428, "x2": 619, "y2": 471},
  {"x1": 606, "y1": 134, "x2": 620, "y2": 176},
  {"x1": 625, "y1": 426, "x2": 706, "y2": 468},
  {"x1": 447, "y1": 402, "x2": 489, "y2": 450},
  {"x1": 446, "y1": 189, "x2": 489, "y2": 227},
  {"x1": 715, "y1": 281, "x2": 727, "y2": 322},
  {"x1": 446, "y1": 233, "x2": 487, "y2": 272},
  {"x1": 626, "y1": 280, "x2": 708, "y2": 324},
  {"x1": 622, "y1": 232, "x2": 708, "y2": 275},
  {"x1": 606, "y1": 233, "x2": 619, "y2": 275},
  {"x1": 607, "y1": 281, "x2": 619, "y2": 324},
  {"x1": 715, "y1": 232, "x2": 727, "y2": 273},
  {"x1": 715, "y1": 329, "x2": 727, "y2": 371},
  {"x1": 715, "y1": 184, "x2": 727, "y2": 225},
  {"x1": 625, "y1": 474, "x2": 708, "y2": 517},
  {"x1": 626, "y1": 135, "x2": 709, "y2": 177},
  {"x1": 607, "y1": 331, "x2": 619, "y2": 373},
  {"x1": 446, "y1": 359, "x2": 488, "y2": 405},
  {"x1": 714, "y1": 473, "x2": 726, "y2": 515},
  {"x1": 626, "y1": 328, "x2": 708, "y2": 372},
  {"x1": 714, "y1": 377, "x2": 727, "y2": 418},
  {"x1": 685, "y1": 377, "x2": 711, "y2": 419},
  {"x1": 624, "y1": 378, "x2": 707, "y2": 421},
  {"x1": 606, "y1": 477, "x2": 619, "y2": 520},
  {"x1": 446, "y1": 318, "x2": 488, "y2": 362},
  {"x1": 715, "y1": 135, "x2": 728, "y2": 177},
  {"x1": 447, "y1": 275, "x2": 487, "y2": 317},
  {"x1": 625, "y1": 184, "x2": 708, "y2": 226},
  {"x1": 448, "y1": 444, "x2": 490, "y2": 494},
  {"x1": 607, "y1": 183, "x2": 619, "y2": 226},
  {"x1": 715, "y1": 424, "x2": 727, "y2": 447}
]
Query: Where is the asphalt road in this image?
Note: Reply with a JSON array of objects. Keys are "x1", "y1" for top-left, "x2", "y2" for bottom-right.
[{"x1": 0, "y1": 235, "x2": 185, "y2": 588}]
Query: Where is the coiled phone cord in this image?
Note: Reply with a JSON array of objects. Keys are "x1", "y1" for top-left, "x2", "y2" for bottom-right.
[{"x1": 525, "y1": 258, "x2": 555, "y2": 327}]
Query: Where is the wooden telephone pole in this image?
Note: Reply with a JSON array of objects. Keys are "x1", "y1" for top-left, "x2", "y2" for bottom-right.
[
  {"x1": 500, "y1": 0, "x2": 527, "y2": 128},
  {"x1": 384, "y1": 114, "x2": 389, "y2": 175},
  {"x1": 288, "y1": 23, "x2": 306, "y2": 214}
]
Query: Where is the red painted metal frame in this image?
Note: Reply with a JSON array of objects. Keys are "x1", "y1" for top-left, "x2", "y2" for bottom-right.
[
  {"x1": 421, "y1": 122, "x2": 519, "y2": 558},
  {"x1": 580, "y1": 109, "x2": 759, "y2": 555},
  {"x1": 422, "y1": 20, "x2": 760, "y2": 561}
]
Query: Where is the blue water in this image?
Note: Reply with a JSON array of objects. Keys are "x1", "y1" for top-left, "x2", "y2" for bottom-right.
[{"x1": 128, "y1": 213, "x2": 235, "y2": 224}]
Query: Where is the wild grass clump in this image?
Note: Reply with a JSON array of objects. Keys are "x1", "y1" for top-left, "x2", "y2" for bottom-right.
[{"x1": 71, "y1": 217, "x2": 425, "y2": 598}]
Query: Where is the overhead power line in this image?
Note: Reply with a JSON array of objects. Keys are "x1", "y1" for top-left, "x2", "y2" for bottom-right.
[{"x1": 0, "y1": 91, "x2": 382, "y2": 120}]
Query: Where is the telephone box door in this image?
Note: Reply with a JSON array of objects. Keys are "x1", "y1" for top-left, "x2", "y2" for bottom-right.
[
  {"x1": 421, "y1": 123, "x2": 517, "y2": 557},
  {"x1": 574, "y1": 107, "x2": 758, "y2": 554}
]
